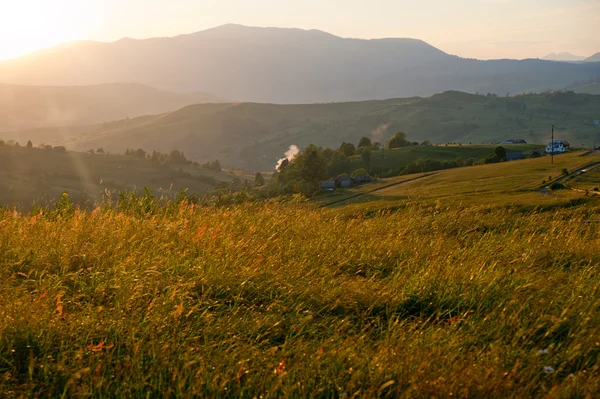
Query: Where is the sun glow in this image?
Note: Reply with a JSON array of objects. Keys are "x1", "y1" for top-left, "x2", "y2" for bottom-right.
[{"x1": 0, "y1": 0, "x2": 104, "y2": 60}]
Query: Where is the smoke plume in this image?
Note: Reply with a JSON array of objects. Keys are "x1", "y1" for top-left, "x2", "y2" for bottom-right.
[
  {"x1": 371, "y1": 122, "x2": 390, "y2": 144},
  {"x1": 276, "y1": 145, "x2": 300, "y2": 171}
]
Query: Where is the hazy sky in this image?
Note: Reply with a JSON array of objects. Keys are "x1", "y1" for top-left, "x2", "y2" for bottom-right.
[{"x1": 0, "y1": 0, "x2": 598, "y2": 61}]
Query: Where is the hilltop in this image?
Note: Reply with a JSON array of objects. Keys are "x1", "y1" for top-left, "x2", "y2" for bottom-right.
[
  {"x1": 29, "y1": 91, "x2": 600, "y2": 170},
  {"x1": 0, "y1": 82, "x2": 223, "y2": 131},
  {"x1": 1, "y1": 24, "x2": 599, "y2": 103}
]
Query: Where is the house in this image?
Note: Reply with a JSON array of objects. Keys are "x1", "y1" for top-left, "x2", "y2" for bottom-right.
[
  {"x1": 321, "y1": 181, "x2": 335, "y2": 191},
  {"x1": 530, "y1": 149, "x2": 542, "y2": 158},
  {"x1": 500, "y1": 139, "x2": 527, "y2": 144},
  {"x1": 545, "y1": 140, "x2": 569, "y2": 154},
  {"x1": 505, "y1": 152, "x2": 524, "y2": 161},
  {"x1": 338, "y1": 177, "x2": 354, "y2": 188},
  {"x1": 353, "y1": 176, "x2": 372, "y2": 184}
]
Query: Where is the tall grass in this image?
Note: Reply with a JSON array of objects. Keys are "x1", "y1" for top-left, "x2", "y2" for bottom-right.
[{"x1": 1, "y1": 195, "x2": 600, "y2": 397}]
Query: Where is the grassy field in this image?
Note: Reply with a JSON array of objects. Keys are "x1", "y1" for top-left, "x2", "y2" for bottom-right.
[
  {"x1": 0, "y1": 145, "x2": 250, "y2": 210},
  {"x1": 567, "y1": 167, "x2": 600, "y2": 193},
  {"x1": 14, "y1": 91, "x2": 598, "y2": 171},
  {"x1": 347, "y1": 143, "x2": 542, "y2": 175},
  {"x1": 2, "y1": 150, "x2": 600, "y2": 397},
  {"x1": 326, "y1": 150, "x2": 600, "y2": 211}
]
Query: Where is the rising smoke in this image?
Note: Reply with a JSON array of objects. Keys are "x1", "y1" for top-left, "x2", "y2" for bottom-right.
[
  {"x1": 371, "y1": 122, "x2": 390, "y2": 144},
  {"x1": 276, "y1": 145, "x2": 300, "y2": 171}
]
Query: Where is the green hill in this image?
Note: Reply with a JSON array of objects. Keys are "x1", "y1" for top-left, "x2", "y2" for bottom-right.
[
  {"x1": 46, "y1": 91, "x2": 600, "y2": 171},
  {"x1": 0, "y1": 143, "x2": 250, "y2": 209}
]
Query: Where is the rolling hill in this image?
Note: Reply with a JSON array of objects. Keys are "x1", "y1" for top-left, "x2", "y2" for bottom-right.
[
  {"x1": 1, "y1": 24, "x2": 600, "y2": 103},
  {"x1": 0, "y1": 82, "x2": 223, "y2": 131},
  {"x1": 0, "y1": 143, "x2": 250, "y2": 209},
  {"x1": 23, "y1": 91, "x2": 600, "y2": 171}
]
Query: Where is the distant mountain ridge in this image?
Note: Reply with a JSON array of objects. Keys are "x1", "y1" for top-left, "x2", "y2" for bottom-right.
[
  {"x1": 0, "y1": 82, "x2": 223, "y2": 131},
  {"x1": 1, "y1": 24, "x2": 600, "y2": 103},
  {"x1": 586, "y1": 53, "x2": 600, "y2": 63},
  {"x1": 542, "y1": 52, "x2": 586, "y2": 62}
]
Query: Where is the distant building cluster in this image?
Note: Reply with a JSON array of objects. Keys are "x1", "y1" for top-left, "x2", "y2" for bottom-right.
[{"x1": 321, "y1": 175, "x2": 372, "y2": 191}]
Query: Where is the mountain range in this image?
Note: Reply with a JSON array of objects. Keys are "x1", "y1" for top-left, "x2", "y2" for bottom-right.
[{"x1": 1, "y1": 24, "x2": 599, "y2": 103}]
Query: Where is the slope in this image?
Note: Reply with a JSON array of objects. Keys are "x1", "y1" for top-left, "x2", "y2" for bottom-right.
[
  {"x1": 327, "y1": 150, "x2": 600, "y2": 211},
  {"x1": 50, "y1": 91, "x2": 600, "y2": 171},
  {"x1": 1, "y1": 24, "x2": 599, "y2": 102},
  {"x1": 0, "y1": 143, "x2": 248, "y2": 209},
  {"x1": 0, "y1": 82, "x2": 223, "y2": 131},
  {"x1": 585, "y1": 53, "x2": 600, "y2": 62}
]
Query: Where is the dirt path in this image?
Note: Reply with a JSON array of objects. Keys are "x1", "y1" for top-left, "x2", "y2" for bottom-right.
[
  {"x1": 319, "y1": 173, "x2": 436, "y2": 208},
  {"x1": 538, "y1": 160, "x2": 600, "y2": 196}
]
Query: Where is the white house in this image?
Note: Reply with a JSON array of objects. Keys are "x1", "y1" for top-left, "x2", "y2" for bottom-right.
[{"x1": 545, "y1": 140, "x2": 569, "y2": 154}]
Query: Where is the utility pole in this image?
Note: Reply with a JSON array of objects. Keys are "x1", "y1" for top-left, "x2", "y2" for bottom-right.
[
  {"x1": 551, "y1": 124, "x2": 554, "y2": 165},
  {"x1": 381, "y1": 147, "x2": 384, "y2": 179}
]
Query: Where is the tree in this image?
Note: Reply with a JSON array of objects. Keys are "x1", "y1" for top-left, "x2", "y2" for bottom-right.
[
  {"x1": 358, "y1": 137, "x2": 372, "y2": 149},
  {"x1": 340, "y1": 142, "x2": 356, "y2": 157},
  {"x1": 495, "y1": 146, "x2": 507, "y2": 160},
  {"x1": 361, "y1": 149, "x2": 371, "y2": 165},
  {"x1": 135, "y1": 148, "x2": 147, "y2": 159},
  {"x1": 326, "y1": 151, "x2": 349, "y2": 177},
  {"x1": 421, "y1": 140, "x2": 432, "y2": 146},
  {"x1": 255, "y1": 172, "x2": 265, "y2": 187},
  {"x1": 387, "y1": 132, "x2": 410, "y2": 149},
  {"x1": 169, "y1": 150, "x2": 188, "y2": 165},
  {"x1": 26, "y1": 140, "x2": 33, "y2": 149},
  {"x1": 96, "y1": 148, "x2": 105, "y2": 154},
  {"x1": 295, "y1": 145, "x2": 327, "y2": 184},
  {"x1": 351, "y1": 168, "x2": 368, "y2": 178}
]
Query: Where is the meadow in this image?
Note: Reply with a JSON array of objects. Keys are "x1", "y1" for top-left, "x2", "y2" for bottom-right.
[
  {"x1": 0, "y1": 145, "x2": 252, "y2": 210},
  {"x1": 2, "y1": 150, "x2": 600, "y2": 397}
]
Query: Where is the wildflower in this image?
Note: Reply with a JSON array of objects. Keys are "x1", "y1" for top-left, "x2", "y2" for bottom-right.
[{"x1": 537, "y1": 349, "x2": 549, "y2": 355}]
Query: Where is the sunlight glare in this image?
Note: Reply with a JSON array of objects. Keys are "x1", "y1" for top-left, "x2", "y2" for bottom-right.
[{"x1": 0, "y1": 0, "x2": 104, "y2": 60}]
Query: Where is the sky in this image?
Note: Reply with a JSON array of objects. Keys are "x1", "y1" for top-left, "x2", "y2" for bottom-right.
[{"x1": 0, "y1": 0, "x2": 598, "y2": 61}]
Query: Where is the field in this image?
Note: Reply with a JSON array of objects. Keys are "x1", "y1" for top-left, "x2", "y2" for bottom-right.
[
  {"x1": 323, "y1": 151, "x2": 600, "y2": 210},
  {"x1": 0, "y1": 145, "x2": 251, "y2": 210},
  {"x1": 346, "y1": 143, "x2": 542, "y2": 175},
  {"x1": 2, "y1": 149, "x2": 600, "y2": 397}
]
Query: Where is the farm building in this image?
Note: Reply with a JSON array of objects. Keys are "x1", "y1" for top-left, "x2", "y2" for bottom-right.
[
  {"x1": 505, "y1": 152, "x2": 524, "y2": 161},
  {"x1": 339, "y1": 178, "x2": 354, "y2": 188},
  {"x1": 321, "y1": 181, "x2": 335, "y2": 191},
  {"x1": 353, "y1": 176, "x2": 372, "y2": 184},
  {"x1": 545, "y1": 140, "x2": 570, "y2": 154}
]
